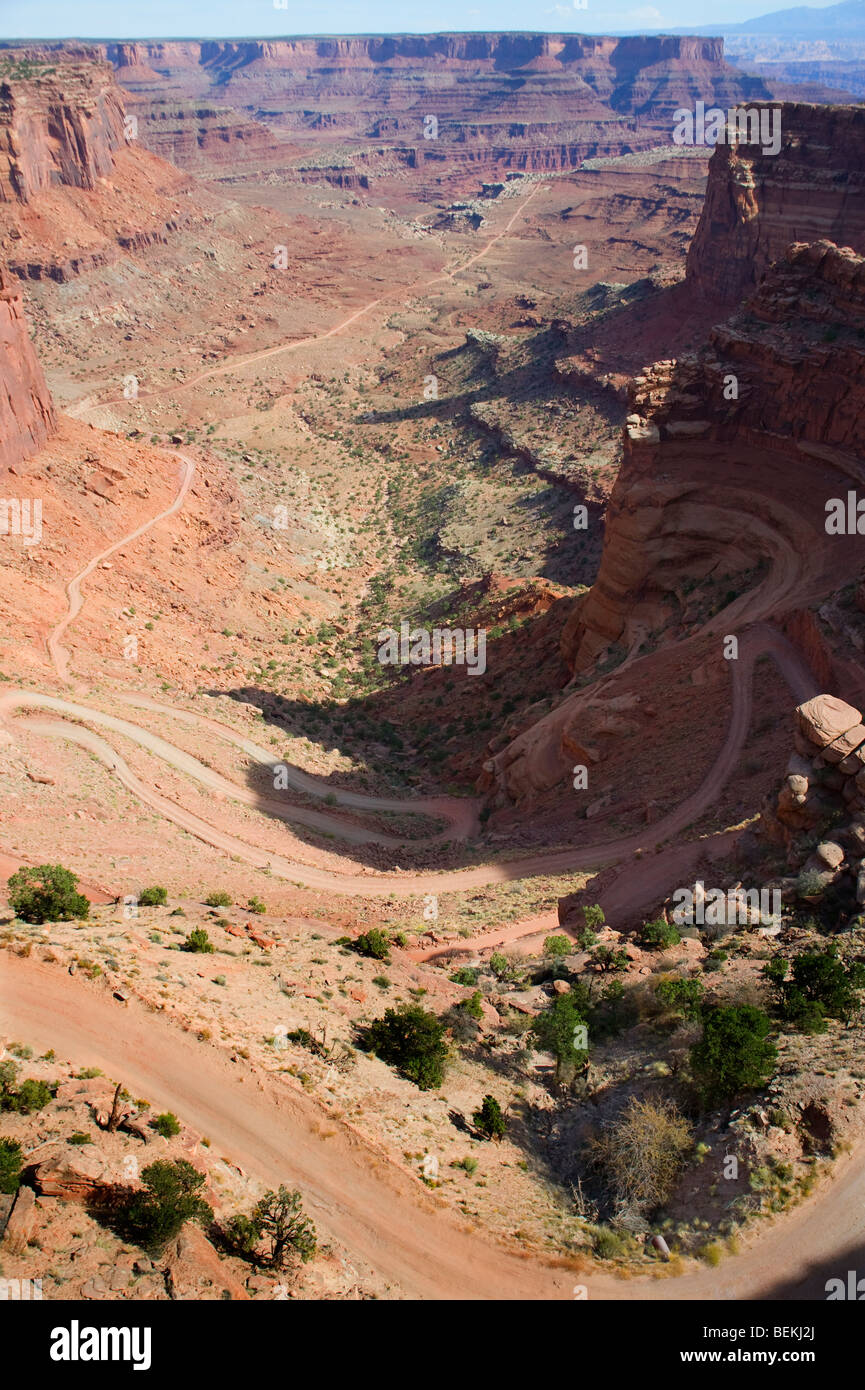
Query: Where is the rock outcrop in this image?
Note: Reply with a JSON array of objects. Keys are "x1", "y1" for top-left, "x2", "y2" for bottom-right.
[
  {"x1": 564, "y1": 239, "x2": 865, "y2": 673},
  {"x1": 686, "y1": 103, "x2": 865, "y2": 305},
  {"x1": 0, "y1": 48, "x2": 127, "y2": 202},
  {"x1": 0, "y1": 260, "x2": 54, "y2": 468},
  {"x1": 94, "y1": 34, "x2": 777, "y2": 181}
]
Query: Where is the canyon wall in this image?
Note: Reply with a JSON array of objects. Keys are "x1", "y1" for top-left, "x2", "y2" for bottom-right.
[
  {"x1": 564, "y1": 238, "x2": 865, "y2": 672},
  {"x1": 92, "y1": 34, "x2": 775, "y2": 180},
  {"x1": 0, "y1": 49, "x2": 127, "y2": 202},
  {"x1": 0, "y1": 261, "x2": 54, "y2": 468},
  {"x1": 686, "y1": 102, "x2": 865, "y2": 304}
]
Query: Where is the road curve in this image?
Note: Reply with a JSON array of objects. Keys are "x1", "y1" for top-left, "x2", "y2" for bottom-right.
[{"x1": 2, "y1": 953, "x2": 861, "y2": 1301}]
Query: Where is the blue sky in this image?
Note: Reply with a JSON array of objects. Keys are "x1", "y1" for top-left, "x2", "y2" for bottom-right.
[{"x1": 0, "y1": 0, "x2": 842, "y2": 39}]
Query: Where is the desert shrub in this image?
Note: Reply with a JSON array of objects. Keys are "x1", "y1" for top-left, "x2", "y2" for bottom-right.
[
  {"x1": 543, "y1": 934, "x2": 572, "y2": 958},
  {"x1": 204, "y1": 891, "x2": 232, "y2": 908},
  {"x1": 138, "y1": 886, "x2": 168, "y2": 907},
  {"x1": 591, "y1": 945, "x2": 629, "y2": 973},
  {"x1": 582, "y1": 904, "x2": 606, "y2": 932},
  {"x1": 690, "y1": 1004, "x2": 777, "y2": 1106},
  {"x1": 0, "y1": 1138, "x2": 22, "y2": 1194},
  {"x1": 463, "y1": 990, "x2": 483, "y2": 1020},
  {"x1": 656, "y1": 976, "x2": 705, "y2": 1020},
  {"x1": 591, "y1": 1097, "x2": 692, "y2": 1210},
  {"x1": 640, "y1": 918, "x2": 681, "y2": 950},
  {"x1": 577, "y1": 928, "x2": 598, "y2": 950},
  {"x1": 473, "y1": 1094, "x2": 506, "y2": 1142},
  {"x1": 224, "y1": 1187, "x2": 316, "y2": 1268},
  {"x1": 352, "y1": 928, "x2": 391, "y2": 961},
  {"x1": 488, "y1": 951, "x2": 517, "y2": 982},
  {"x1": 450, "y1": 966, "x2": 479, "y2": 986},
  {"x1": 7, "y1": 864, "x2": 89, "y2": 923},
  {"x1": 247, "y1": 897, "x2": 266, "y2": 915},
  {"x1": 763, "y1": 947, "x2": 865, "y2": 1032},
  {"x1": 364, "y1": 1004, "x2": 447, "y2": 1090},
  {"x1": 530, "y1": 993, "x2": 588, "y2": 1082},
  {"x1": 152, "y1": 1112, "x2": 181, "y2": 1139},
  {"x1": 123, "y1": 1159, "x2": 212, "y2": 1252},
  {"x1": 0, "y1": 1064, "x2": 53, "y2": 1114},
  {"x1": 68, "y1": 1132, "x2": 93, "y2": 1146},
  {"x1": 796, "y1": 869, "x2": 826, "y2": 900},
  {"x1": 181, "y1": 929, "x2": 214, "y2": 954}
]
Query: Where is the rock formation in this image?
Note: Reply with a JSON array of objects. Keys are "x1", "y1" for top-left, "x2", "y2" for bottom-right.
[
  {"x1": 686, "y1": 102, "x2": 865, "y2": 305},
  {"x1": 0, "y1": 259, "x2": 54, "y2": 468}
]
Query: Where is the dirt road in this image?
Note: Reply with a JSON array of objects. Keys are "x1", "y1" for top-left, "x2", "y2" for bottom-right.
[{"x1": 2, "y1": 954, "x2": 860, "y2": 1301}]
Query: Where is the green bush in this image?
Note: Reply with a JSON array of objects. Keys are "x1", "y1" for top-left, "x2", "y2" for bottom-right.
[
  {"x1": 352, "y1": 928, "x2": 391, "y2": 962},
  {"x1": 0, "y1": 1061, "x2": 53, "y2": 1115},
  {"x1": 530, "y1": 993, "x2": 589, "y2": 1082},
  {"x1": 364, "y1": 1004, "x2": 447, "y2": 1090},
  {"x1": 763, "y1": 947, "x2": 865, "y2": 1032},
  {"x1": 640, "y1": 918, "x2": 681, "y2": 950},
  {"x1": 229, "y1": 1186, "x2": 317, "y2": 1269},
  {"x1": 543, "y1": 934, "x2": 572, "y2": 958},
  {"x1": 450, "y1": 966, "x2": 479, "y2": 986},
  {"x1": 691, "y1": 1004, "x2": 777, "y2": 1106},
  {"x1": 0, "y1": 1138, "x2": 22, "y2": 1194},
  {"x1": 123, "y1": 1159, "x2": 212, "y2": 1252},
  {"x1": 473, "y1": 1094, "x2": 507, "y2": 1141},
  {"x1": 182, "y1": 929, "x2": 214, "y2": 954},
  {"x1": 152, "y1": 1112, "x2": 181, "y2": 1139},
  {"x1": 656, "y1": 976, "x2": 705, "y2": 1020},
  {"x1": 247, "y1": 897, "x2": 266, "y2": 915},
  {"x1": 7, "y1": 864, "x2": 89, "y2": 923},
  {"x1": 138, "y1": 886, "x2": 168, "y2": 907},
  {"x1": 68, "y1": 1132, "x2": 93, "y2": 1146},
  {"x1": 204, "y1": 891, "x2": 232, "y2": 908}
]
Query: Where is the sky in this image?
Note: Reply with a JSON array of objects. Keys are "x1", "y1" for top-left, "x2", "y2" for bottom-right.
[{"x1": 0, "y1": 0, "x2": 843, "y2": 40}]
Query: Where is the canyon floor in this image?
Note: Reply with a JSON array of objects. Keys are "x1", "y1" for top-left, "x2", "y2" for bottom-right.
[{"x1": 3, "y1": 44, "x2": 865, "y2": 1307}]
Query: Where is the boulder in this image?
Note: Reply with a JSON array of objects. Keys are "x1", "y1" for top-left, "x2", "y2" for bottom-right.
[
  {"x1": 816, "y1": 840, "x2": 846, "y2": 870},
  {"x1": 823, "y1": 724, "x2": 865, "y2": 765},
  {"x1": 2, "y1": 1185, "x2": 36, "y2": 1254},
  {"x1": 797, "y1": 695, "x2": 862, "y2": 749},
  {"x1": 162, "y1": 1223, "x2": 249, "y2": 1301},
  {"x1": 27, "y1": 1144, "x2": 134, "y2": 1205}
]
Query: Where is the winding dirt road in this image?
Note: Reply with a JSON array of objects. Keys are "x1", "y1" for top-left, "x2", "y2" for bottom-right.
[
  {"x1": 2, "y1": 180, "x2": 851, "y2": 1299},
  {"x1": 2, "y1": 953, "x2": 861, "y2": 1301}
]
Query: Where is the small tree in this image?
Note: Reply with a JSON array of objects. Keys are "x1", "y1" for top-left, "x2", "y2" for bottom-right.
[
  {"x1": 182, "y1": 928, "x2": 214, "y2": 954},
  {"x1": 352, "y1": 928, "x2": 391, "y2": 961},
  {"x1": 124, "y1": 1159, "x2": 212, "y2": 1252},
  {"x1": 592, "y1": 945, "x2": 629, "y2": 974},
  {"x1": 543, "y1": 934, "x2": 572, "y2": 958},
  {"x1": 250, "y1": 1186, "x2": 317, "y2": 1268},
  {"x1": 8, "y1": 864, "x2": 89, "y2": 923},
  {"x1": 138, "y1": 886, "x2": 168, "y2": 907},
  {"x1": 764, "y1": 948, "x2": 865, "y2": 1032},
  {"x1": 473, "y1": 1094, "x2": 507, "y2": 1142},
  {"x1": 530, "y1": 993, "x2": 588, "y2": 1083},
  {"x1": 0, "y1": 1138, "x2": 22, "y2": 1194},
  {"x1": 691, "y1": 1004, "x2": 777, "y2": 1107},
  {"x1": 640, "y1": 918, "x2": 681, "y2": 950},
  {"x1": 656, "y1": 976, "x2": 705, "y2": 1020},
  {"x1": 365, "y1": 1004, "x2": 448, "y2": 1090},
  {"x1": 582, "y1": 904, "x2": 606, "y2": 932}
]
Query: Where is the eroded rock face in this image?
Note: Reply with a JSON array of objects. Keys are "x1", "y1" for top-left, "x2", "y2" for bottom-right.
[
  {"x1": 96, "y1": 34, "x2": 775, "y2": 179},
  {"x1": 0, "y1": 261, "x2": 54, "y2": 468},
  {"x1": 0, "y1": 48, "x2": 127, "y2": 202},
  {"x1": 162, "y1": 1223, "x2": 249, "y2": 1301},
  {"x1": 563, "y1": 240, "x2": 865, "y2": 674},
  {"x1": 686, "y1": 104, "x2": 865, "y2": 306}
]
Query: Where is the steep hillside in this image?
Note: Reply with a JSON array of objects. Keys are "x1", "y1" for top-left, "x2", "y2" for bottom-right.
[
  {"x1": 0, "y1": 261, "x2": 54, "y2": 468},
  {"x1": 686, "y1": 102, "x2": 865, "y2": 304}
]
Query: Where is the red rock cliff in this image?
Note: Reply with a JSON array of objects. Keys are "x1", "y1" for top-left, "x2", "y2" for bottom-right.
[
  {"x1": 0, "y1": 48, "x2": 127, "y2": 203},
  {"x1": 686, "y1": 102, "x2": 865, "y2": 305},
  {"x1": 0, "y1": 261, "x2": 54, "y2": 467}
]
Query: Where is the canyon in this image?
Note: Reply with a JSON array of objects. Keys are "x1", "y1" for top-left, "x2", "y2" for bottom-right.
[{"x1": 1, "y1": 34, "x2": 865, "y2": 1312}]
